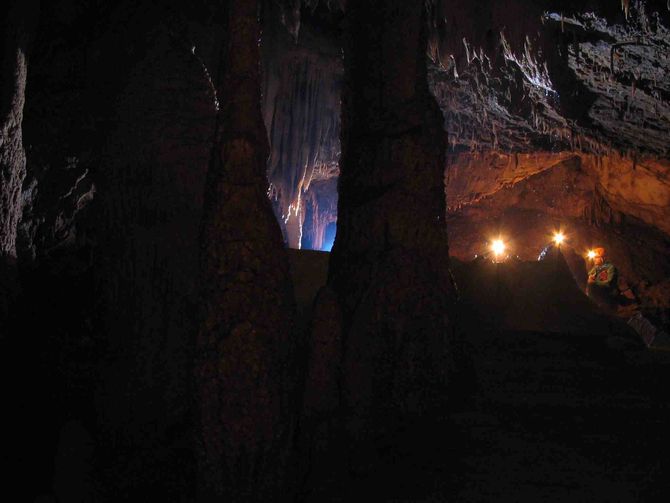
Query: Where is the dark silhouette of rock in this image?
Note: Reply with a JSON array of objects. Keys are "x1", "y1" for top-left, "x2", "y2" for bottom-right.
[
  {"x1": 92, "y1": 5, "x2": 218, "y2": 498},
  {"x1": 304, "y1": 286, "x2": 342, "y2": 419},
  {"x1": 460, "y1": 250, "x2": 640, "y2": 339},
  {"x1": 18, "y1": 159, "x2": 95, "y2": 266},
  {"x1": 321, "y1": 0, "x2": 457, "y2": 439},
  {"x1": 195, "y1": 1, "x2": 297, "y2": 500}
]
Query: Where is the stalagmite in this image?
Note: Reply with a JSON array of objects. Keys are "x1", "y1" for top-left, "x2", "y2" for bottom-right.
[
  {"x1": 91, "y1": 6, "x2": 219, "y2": 497},
  {"x1": 196, "y1": 1, "x2": 296, "y2": 500},
  {"x1": 320, "y1": 0, "x2": 458, "y2": 440}
]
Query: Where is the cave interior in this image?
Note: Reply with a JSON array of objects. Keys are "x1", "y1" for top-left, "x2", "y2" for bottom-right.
[{"x1": 2, "y1": 0, "x2": 670, "y2": 501}]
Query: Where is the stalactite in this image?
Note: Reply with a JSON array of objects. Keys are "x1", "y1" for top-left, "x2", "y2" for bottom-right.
[
  {"x1": 262, "y1": 6, "x2": 341, "y2": 248},
  {"x1": 301, "y1": 179, "x2": 338, "y2": 250}
]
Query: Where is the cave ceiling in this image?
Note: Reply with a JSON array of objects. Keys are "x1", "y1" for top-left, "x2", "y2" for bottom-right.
[
  {"x1": 265, "y1": 0, "x2": 670, "y2": 254},
  {"x1": 273, "y1": 0, "x2": 670, "y2": 155},
  {"x1": 427, "y1": 0, "x2": 670, "y2": 156}
]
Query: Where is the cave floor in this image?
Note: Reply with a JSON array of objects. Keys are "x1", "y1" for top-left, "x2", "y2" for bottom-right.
[
  {"x1": 293, "y1": 252, "x2": 670, "y2": 501},
  {"x1": 304, "y1": 328, "x2": 670, "y2": 502}
]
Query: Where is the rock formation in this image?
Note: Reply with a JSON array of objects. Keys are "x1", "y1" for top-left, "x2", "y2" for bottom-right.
[
  {"x1": 2, "y1": 0, "x2": 670, "y2": 500},
  {"x1": 0, "y1": 1, "x2": 36, "y2": 319},
  {"x1": 320, "y1": 0, "x2": 457, "y2": 439},
  {"x1": 195, "y1": 1, "x2": 297, "y2": 500},
  {"x1": 262, "y1": 3, "x2": 342, "y2": 249},
  {"x1": 427, "y1": 1, "x2": 670, "y2": 154},
  {"x1": 93, "y1": 5, "x2": 218, "y2": 498}
]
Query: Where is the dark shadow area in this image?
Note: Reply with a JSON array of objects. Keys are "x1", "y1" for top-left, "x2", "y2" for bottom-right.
[{"x1": 289, "y1": 249, "x2": 670, "y2": 502}]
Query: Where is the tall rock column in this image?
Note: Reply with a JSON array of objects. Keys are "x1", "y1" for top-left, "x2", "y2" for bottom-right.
[
  {"x1": 328, "y1": 0, "x2": 457, "y2": 437},
  {"x1": 195, "y1": 0, "x2": 296, "y2": 500},
  {"x1": 92, "y1": 7, "x2": 219, "y2": 497}
]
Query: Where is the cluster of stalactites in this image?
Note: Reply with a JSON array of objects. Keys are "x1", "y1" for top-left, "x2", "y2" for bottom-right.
[
  {"x1": 425, "y1": 0, "x2": 451, "y2": 70},
  {"x1": 426, "y1": 0, "x2": 670, "y2": 157}
]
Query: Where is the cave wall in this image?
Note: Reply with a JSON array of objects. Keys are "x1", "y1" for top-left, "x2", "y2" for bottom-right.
[
  {"x1": 4, "y1": 1, "x2": 224, "y2": 499},
  {"x1": 0, "y1": 3, "x2": 29, "y2": 260},
  {"x1": 300, "y1": 177, "x2": 338, "y2": 250},
  {"x1": 446, "y1": 152, "x2": 670, "y2": 322},
  {"x1": 581, "y1": 154, "x2": 670, "y2": 236},
  {"x1": 0, "y1": 1, "x2": 37, "y2": 318},
  {"x1": 446, "y1": 151, "x2": 580, "y2": 209},
  {"x1": 16, "y1": 0, "x2": 100, "y2": 268},
  {"x1": 446, "y1": 151, "x2": 670, "y2": 239}
]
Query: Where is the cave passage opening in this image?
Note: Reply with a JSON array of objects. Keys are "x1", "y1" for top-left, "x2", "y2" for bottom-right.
[
  {"x1": 298, "y1": 195, "x2": 338, "y2": 252},
  {"x1": 321, "y1": 221, "x2": 337, "y2": 252}
]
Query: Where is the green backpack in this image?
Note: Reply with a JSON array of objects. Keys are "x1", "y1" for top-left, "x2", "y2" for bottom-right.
[{"x1": 590, "y1": 262, "x2": 617, "y2": 287}]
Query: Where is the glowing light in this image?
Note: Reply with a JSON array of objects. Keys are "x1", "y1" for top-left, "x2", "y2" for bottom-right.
[
  {"x1": 491, "y1": 239, "x2": 506, "y2": 257},
  {"x1": 320, "y1": 222, "x2": 337, "y2": 252},
  {"x1": 553, "y1": 232, "x2": 565, "y2": 246},
  {"x1": 587, "y1": 250, "x2": 597, "y2": 260}
]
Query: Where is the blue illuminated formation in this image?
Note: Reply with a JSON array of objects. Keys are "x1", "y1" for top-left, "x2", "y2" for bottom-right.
[{"x1": 321, "y1": 222, "x2": 337, "y2": 252}]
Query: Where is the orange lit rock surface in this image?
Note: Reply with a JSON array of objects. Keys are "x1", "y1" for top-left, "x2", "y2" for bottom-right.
[
  {"x1": 581, "y1": 154, "x2": 670, "y2": 236},
  {"x1": 446, "y1": 151, "x2": 670, "y2": 314}
]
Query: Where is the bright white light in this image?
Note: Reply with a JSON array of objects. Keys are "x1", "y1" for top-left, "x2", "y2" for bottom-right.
[
  {"x1": 587, "y1": 250, "x2": 596, "y2": 260},
  {"x1": 553, "y1": 232, "x2": 565, "y2": 245},
  {"x1": 491, "y1": 239, "x2": 506, "y2": 257}
]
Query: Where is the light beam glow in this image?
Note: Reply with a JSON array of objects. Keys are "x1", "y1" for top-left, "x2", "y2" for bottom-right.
[{"x1": 491, "y1": 239, "x2": 506, "y2": 257}]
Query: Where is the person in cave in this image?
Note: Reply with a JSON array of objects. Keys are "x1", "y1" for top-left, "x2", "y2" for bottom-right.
[{"x1": 586, "y1": 247, "x2": 619, "y2": 309}]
